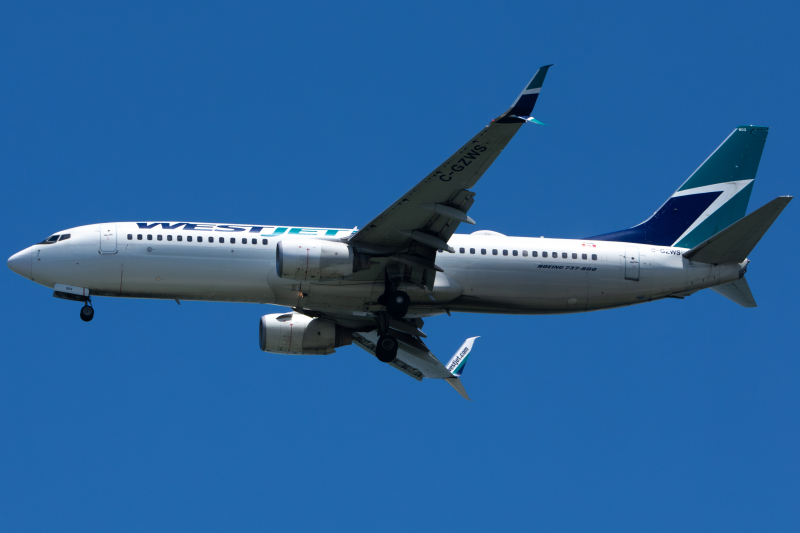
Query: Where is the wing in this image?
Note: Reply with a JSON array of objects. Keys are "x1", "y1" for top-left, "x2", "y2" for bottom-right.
[
  {"x1": 347, "y1": 65, "x2": 552, "y2": 288},
  {"x1": 352, "y1": 331, "x2": 478, "y2": 400}
]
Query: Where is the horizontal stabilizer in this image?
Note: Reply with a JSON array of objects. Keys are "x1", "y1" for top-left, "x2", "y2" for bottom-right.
[
  {"x1": 683, "y1": 196, "x2": 792, "y2": 264},
  {"x1": 710, "y1": 278, "x2": 757, "y2": 308}
]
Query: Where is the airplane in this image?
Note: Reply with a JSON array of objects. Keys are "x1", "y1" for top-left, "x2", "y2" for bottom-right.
[{"x1": 7, "y1": 65, "x2": 792, "y2": 400}]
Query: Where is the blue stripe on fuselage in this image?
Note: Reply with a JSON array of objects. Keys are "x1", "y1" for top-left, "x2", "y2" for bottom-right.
[{"x1": 588, "y1": 191, "x2": 722, "y2": 246}]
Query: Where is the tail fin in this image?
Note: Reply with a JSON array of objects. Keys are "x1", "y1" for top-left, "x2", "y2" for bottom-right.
[
  {"x1": 590, "y1": 126, "x2": 769, "y2": 247},
  {"x1": 711, "y1": 278, "x2": 757, "y2": 308},
  {"x1": 683, "y1": 196, "x2": 791, "y2": 264},
  {"x1": 444, "y1": 337, "x2": 479, "y2": 401}
]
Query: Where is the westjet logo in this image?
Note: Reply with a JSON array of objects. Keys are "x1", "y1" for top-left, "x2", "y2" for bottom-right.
[
  {"x1": 448, "y1": 346, "x2": 470, "y2": 371},
  {"x1": 135, "y1": 223, "x2": 352, "y2": 237}
]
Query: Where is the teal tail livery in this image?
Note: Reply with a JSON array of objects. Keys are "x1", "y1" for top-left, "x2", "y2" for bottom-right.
[
  {"x1": 444, "y1": 337, "x2": 479, "y2": 400},
  {"x1": 590, "y1": 126, "x2": 769, "y2": 248}
]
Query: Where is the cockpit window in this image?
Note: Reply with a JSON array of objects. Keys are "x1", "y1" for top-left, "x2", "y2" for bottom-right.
[
  {"x1": 38, "y1": 234, "x2": 60, "y2": 244},
  {"x1": 59, "y1": 234, "x2": 71, "y2": 241}
]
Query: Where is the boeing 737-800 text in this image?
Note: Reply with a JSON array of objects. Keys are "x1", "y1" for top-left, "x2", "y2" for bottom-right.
[{"x1": 7, "y1": 66, "x2": 791, "y2": 399}]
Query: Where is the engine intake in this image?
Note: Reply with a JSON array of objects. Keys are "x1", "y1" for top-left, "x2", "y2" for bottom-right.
[
  {"x1": 276, "y1": 239, "x2": 369, "y2": 281},
  {"x1": 258, "y1": 313, "x2": 352, "y2": 355}
]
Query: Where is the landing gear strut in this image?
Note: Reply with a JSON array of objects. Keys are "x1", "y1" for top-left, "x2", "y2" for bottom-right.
[
  {"x1": 373, "y1": 309, "x2": 398, "y2": 363},
  {"x1": 80, "y1": 301, "x2": 94, "y2": 322}
]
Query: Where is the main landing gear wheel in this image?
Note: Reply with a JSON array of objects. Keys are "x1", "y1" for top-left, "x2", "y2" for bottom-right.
[
  {"x1": 386, "y1": 290, "x2": 410, "y2": 318},
  {"x1": 375, "y1": 334, "x2": 398, "y2": 363},
  {"x1": 80, "y1": 305, "x2": 94, "y2": 322}
]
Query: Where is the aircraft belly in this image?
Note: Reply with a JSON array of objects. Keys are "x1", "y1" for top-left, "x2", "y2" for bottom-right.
[{"x1": 458, "y1": 260, "x2": 590, "y2": 312}]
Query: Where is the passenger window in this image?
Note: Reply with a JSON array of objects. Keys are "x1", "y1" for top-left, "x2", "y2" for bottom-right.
[
  {"x1": 572, "y1": 253, "x2": 577, "y2": 259},
  {"x1": 198, "y1": 236, "x2": 203, "y2": 242},
  {"x1": 187, "y1": 236, "x2": 192, "y2": 242},
  {"x1": 562, "y1": 252, "x2": 567, "y2": 259},
  {"x1": 167, "y1": 235, "x2": 173, "y2": 241},
  {"x1": 220, "y1": 237, "x2": 225, "y2": 243},
  {"x1": 542, "y1": 251, "x2": 547, "y2": 258},
  {"x1": 492, "y1": 249, "x2": 498, "y2": 255},
  {"x1": 582, "y1": 253, "x2": 587, "y2": 260},
  {"x1": 532, "y1": 251, "x2": 538, "y2": 257},
  {"x1": 127, "y1": 234, "x2": 133, "y2": 240},
  {"x1": 251, "y1": 238, "x2": 256, "y2": 244},
  {"x1": 512, "y1": 250, "x2": 518, "y2": 256},
  {"x1": 147, "y1": 235, "x2": 152, "y2": 241},
  {"x1": 157, "y1": 235, "x2": 162, "y2": 241},
  {"x1": 209, "y1": 236, "x2": 214, "y2": 243},
  {"x1": 177, "y1": 235, "x2": 183, "y2": 242},
  {"x1": 460, "y1": 247, "x2": 465, "y2": 253},
  {"x1": 59, "y1": 234, "x2": 70, "y2": 241},
  {"x1": 242, "y1": 238, "x2": 247, "y2": 244},
  {"x1": 262, "y1": 239, "x2": 268, "y2": 245},
  {"x1": 552, "y1": 252, "x2": 557, "y2": 258},
  {"x1": 522, "y1": 250, "x2": 528, "y2": 257},
  {"x1": 137, "y1": 234, "x2": 142, "y2": 240},
  {"x1": 592, "y1": 254, "x2": 597, "y2": 260},
  {"x1": 481, "y1": 249, "x2": 486, "y2": 255},
  {"x1": 502, "y1": 250, "x2": 508, "y2": 256},
  {"x1": 470, "y1": 248, "x2": 475, "y2": 254}
]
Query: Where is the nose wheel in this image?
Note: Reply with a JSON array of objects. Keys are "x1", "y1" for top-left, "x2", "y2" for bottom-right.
[{"x1": 80, "y1": 303, "x2": 94, "y2": 322}]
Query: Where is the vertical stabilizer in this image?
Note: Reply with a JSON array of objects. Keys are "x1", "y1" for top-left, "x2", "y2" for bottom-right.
[{"x1": 589, "y1": 126, "x2": 768, "y2": 247}]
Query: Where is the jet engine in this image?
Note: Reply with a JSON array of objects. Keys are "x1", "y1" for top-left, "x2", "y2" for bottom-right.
[
  {"x1": 258, "y1": 312, "x2": 352, "y2": 355},
  {"x1": 276, "y1": 240, "x2": 370, "y2": 281}
]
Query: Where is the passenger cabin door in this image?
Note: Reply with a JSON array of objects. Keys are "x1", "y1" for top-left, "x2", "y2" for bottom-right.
[
  {"x1": 624, "y1": 246, "x2": 640, "y2": 281},
  {"x1": 99, "y1": 224, "x2": 117, "y2": 254}
]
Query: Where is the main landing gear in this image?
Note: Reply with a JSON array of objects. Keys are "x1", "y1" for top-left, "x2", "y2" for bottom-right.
[
  {"x1": 375, "y1": 333, "x2": 398, "y2": 363},
  {"x1": 378, "y1": 271, "x2": 410, "y2": 319},
  {"x1": 80, "y1": 301, "x2": 94, "y2": 322}
]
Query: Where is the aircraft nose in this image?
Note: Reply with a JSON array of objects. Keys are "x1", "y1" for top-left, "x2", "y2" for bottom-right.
[{"x1": 8, "y1": 248, "x2": 32, "y2": 279}]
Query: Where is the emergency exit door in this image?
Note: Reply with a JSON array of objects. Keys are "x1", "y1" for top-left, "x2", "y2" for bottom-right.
[
  {"x1": 99, "y1": 224, "x2": 117, "y2": 254},
  {"x1": 624, "y1": 246, "x2": 640, "y2": 281}
]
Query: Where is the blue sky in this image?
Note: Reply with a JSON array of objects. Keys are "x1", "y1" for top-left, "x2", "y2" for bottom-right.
[{"x1": 2, "y1": 1, "x2": 799, "y2": 531}]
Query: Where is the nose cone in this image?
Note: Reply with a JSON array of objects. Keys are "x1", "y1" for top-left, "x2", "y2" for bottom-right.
[{"x1": 8, "y1": 248, "x2": 32, "y2": 279}]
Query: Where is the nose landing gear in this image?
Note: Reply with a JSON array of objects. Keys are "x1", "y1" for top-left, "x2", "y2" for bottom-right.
[{"x1": 80, "y1": 301, "x2": 94, "y2": 322}]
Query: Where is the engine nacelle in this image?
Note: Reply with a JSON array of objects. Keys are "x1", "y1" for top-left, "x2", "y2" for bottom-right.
[
  {"x1": 258, "y1": 313, "x2": 352, "y2": 355},
  {"x1": 276, "y1": 239, "x2": 369, "y2": 281}
]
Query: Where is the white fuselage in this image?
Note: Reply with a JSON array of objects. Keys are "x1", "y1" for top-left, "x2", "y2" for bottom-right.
[{"x1": 15, "y1": 222, "x2": 746, "y2": 317}]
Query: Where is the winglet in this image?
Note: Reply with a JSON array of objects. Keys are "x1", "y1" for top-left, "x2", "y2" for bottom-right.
[
  {"x1": 445, "y1": 336, "x2": 479, "y2": 377},
  {"x1": 497, "y1": 65, "x2": 553, "y2": 123},
  {"x1": 443, "y1": 337, "x2": 479, "y2": 401}
]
